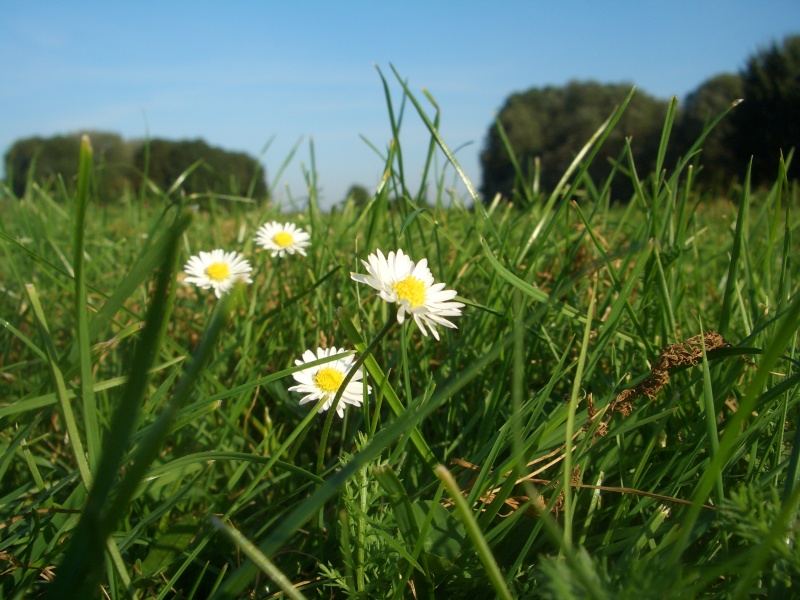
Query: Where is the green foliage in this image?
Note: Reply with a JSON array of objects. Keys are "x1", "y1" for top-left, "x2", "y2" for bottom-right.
[
  {"x1": 733, "y1": 34, "x2": 800, "y2": 183},
  {"x1": 675, "y1": 73, "x2": 743, "y2": 186},
  {"x1": 4, "y1": 131, "x2": 131, "y2": 201},
  {"x1": 3, "y1": 133, "x2": 268, "y2": 203},
  {"x1": 481, "y1": 36, "x2": 800, "y2": 202},
  {"x1": 718, "y1": 486, "x2": 800, "y2": 592},
  {"x1": 480, "y1": 81, "x2": 669, "y2": 201},
  {"x1": 343, "y1": 183, "x2": 371, "y2": 208},
  {"x1": 132, "y1": 138, "x2": 268, "y2": 200}
]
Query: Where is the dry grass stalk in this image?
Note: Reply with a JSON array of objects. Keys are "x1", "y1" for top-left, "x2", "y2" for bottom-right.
[{"x1": 609, "y1": 331, "x2": 729, "y2": 417}]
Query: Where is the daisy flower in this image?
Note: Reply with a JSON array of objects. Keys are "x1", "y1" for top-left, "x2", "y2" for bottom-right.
[
  {"x1": 350, "y1": 249, "x2": 464, "y2": 340},
  {"x1": 254, "y1": 221, "x2": 311, "y2": 257},
  {"x1": 288, "y1": 347, "x2": 370, "y2": 418},
  {"x1": 183, "y1": 249, "x2": 253, "y2": 298}
]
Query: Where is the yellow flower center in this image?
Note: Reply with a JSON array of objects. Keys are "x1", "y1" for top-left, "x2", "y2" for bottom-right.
[
  {"x1": 205, "y1": 261, "x2": 231, "y2": 282},
  {"x1": 393, "y1": 276, "x2": 425, "y2": 308},
  {"x1": 314, "y1": 367, "x2": 344, "y2": 393},
  {"x1": 272, "y1": 231, "x2": 294, "y2": 248}
]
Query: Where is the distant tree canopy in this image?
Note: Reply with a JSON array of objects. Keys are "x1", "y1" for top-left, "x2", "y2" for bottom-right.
[
  {"x1": 481, "y1": 34, "x2": 800, "y2": 201},
  {"x1": 132, "y1": 138, "x2": 267, "y2": 199},
  {"x1": 4, "y1": 132, "x2": 131, "y2": 200},
  {"x1": 732, "y1": 34, "x2": 800, "y2": 182},
  {"x1": 675, "y1": 73, "x2": 743, "y2": 185},
  {"x1": 343, "y1": 184, "x2": 370, "y2": 207},
  {"x1": 4, "y1": 133, "x2": 268, "y2": 203},
  {"x1": 480, "y1": 81, "x2": 669, "y2": 201}
]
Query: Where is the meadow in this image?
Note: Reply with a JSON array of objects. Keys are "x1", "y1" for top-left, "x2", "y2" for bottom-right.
[{"x1": 1, "y1": 81, "x2": 799, "y2": 599}]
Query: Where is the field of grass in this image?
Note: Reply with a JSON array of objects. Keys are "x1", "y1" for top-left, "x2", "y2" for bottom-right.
[{"x1": 1, "y1": 80, "x2": 799, "y2": 599}]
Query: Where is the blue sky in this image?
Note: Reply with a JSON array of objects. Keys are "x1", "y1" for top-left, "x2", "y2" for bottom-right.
[{"x1": 2, "y1": 1, "x2": 799, "y2": 206}]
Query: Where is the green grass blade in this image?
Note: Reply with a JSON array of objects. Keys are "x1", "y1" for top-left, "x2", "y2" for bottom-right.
[
  {"x1": 24, "y1": 283, "x2": 92, "y2": 488},
  {"x1": 732, "y1": 484, "x2": 800, "y2": 598},
  {"x1": 211, "y1": 516, "x2": 307, "y2": 600},
  {"x1": 212, "y1": 328, "x2": 515, "y2": 598},
  {"x1": 389, "y1": 64, "x2": 480, "y2": 205},
  {"x1": 672, "y1": 290, "x2": 800, "y2": 563},
  {"x1": 73, "y1": 135, "x2": 100, "y2": 472},
  {"x1": 375, "y1": 65, "x2": 409, "y2": 197},
  {"x1": 563, "y1": 280, "x2": 596, "y2": 548},
  {"x1": 88, "y1": 218, "x2": 181, "y2": 339},
  {"x1": 315, "y1": 314, "x2": 396, "y2": 472},
  {"x1": 493, "y1": 116, "x2": 533, "y2": 204},
  {"x1": 700, "y1": 327, "x2": 724, "y2": 502},
  {"x1": 0, "y1": 358, "x2": 183, "y2": 421},
  {"x1": 434, "y1": 464, "x2": 513, "y2": 600},
  {"x1": 45, "y1": 213, "x2": 189, "y2": 599},
  {"x1": 518, "y1": 87, "x2": 636, "y2": 263},
  {"x1": 339, "y1": 309, "x2": 436, "y2": 464},
  {"x1": 719, "y1": 161, "x2": 751, "y2": 337},
  {"x1": 653, "y1": 96, "x2": 679, "y2": 195},
  {"x1": 0, "y1": 317, "x2": 47, "y2": 362}
]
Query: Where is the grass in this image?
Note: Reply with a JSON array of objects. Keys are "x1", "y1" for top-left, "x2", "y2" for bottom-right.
[{"x1": 1, "y1": 71, "x2": 799, "y2": 598}]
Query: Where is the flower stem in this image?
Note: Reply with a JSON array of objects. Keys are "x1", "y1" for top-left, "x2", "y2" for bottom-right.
[{"x1": 315, "y1": 312, "x2": 396, "y2": 474}]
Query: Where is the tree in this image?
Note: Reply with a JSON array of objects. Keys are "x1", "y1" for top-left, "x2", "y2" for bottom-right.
[
  {"x1": 132, "y1": 138, "x2": 268, "y2": 200},
  {"x1": 4, "y1": 133, "x2": 268, "y2": 203},
  {"x1": 732, "y1": 34, "x2": 800, "y2": 183},
  {"x1": 343, "y1": 184, "x2": 370, "y2": 207},
  {"x1": 480, "y1": 81, "x2": 669, "y2": 202},
  {"x1": 675, "y1": 73, "x2": 743, "y2": 186},
  {"x1": 4, "y1": 131, "x2": 131, "y2": 201}
]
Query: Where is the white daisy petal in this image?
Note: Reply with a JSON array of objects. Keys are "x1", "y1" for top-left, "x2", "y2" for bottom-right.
[
  {"x1": 287, "y1": 346, "x2": 371, "y2": 419},
  {"x1": 298, "y1": 394, "x2": 320, "y2": 406},
  {"x1": 350, "y1": 248, "x2": 464, "y2": 340},
  {"x1": 254, "y1": 221, "x2": 311, "y2": 257}
]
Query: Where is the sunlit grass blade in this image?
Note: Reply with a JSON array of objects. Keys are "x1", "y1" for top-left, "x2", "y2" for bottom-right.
[
  {"x1": 493, "y1": 116, "x2": 534, "y2": 204},
  {"x1": 25, "y1": 283, "x2": 92, "y2": 487},
  {"x1": 389, "y1": 63, "x2": 480, "y2": 205},
  {"x1": 375, "y1": 65, "x2": 409, "y2": 198},
  {"x1": 563, "y1": 279, "x2": 596, "y2": 548},
  {"x1": 166, "y1": 159, "x2": 205, "y2": 196},
  {"x1": 339, "y1": 309, "x2": 435, "y2": 464},
  {"x1": 719, "y1": 161, "x2": 751, "y2": 337},
  {"x1": 700, "y1": 326, "x2": 724, "y2": 502},
  {"x1": 211, "y1": 516, "x2": 307, "y2": 600},
  {"x1": 518, "y1": 87, "x2": 636, "y2": 263},
  {"x1": 315, "y1": 314, "x2": 396, "y2": 473},
  {"x1": 73, "y1": 135, "x2": 100, "y2": 472},
  {"x1": 479, "y1": 236, "x2": 637, "y2": 344},
  {"x1": 652, "y1": 96, "x2": 678, "y2": 194},
  {"x1": 0, "y1": 358, "x2": 183, "y2": 421},
  {"x1": 434, "y1": 464, "x2": 513, "y2": 600}
]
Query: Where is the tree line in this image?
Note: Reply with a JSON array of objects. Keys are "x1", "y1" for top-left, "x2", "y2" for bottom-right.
[
  {"x1": 3, "y1": 133, "x2": 268, "y2": 202},
  {"x1": 4, "y1": 35, "x2": 797, "y2": 205},
  {"x1": 480, "y1": 34, "x2": 800, "y2": 202}
]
